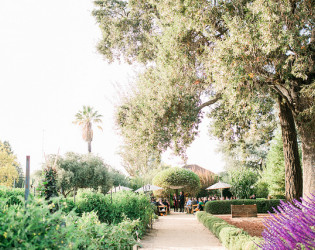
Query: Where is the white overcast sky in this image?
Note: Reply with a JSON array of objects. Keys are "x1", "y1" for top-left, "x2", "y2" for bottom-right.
[{"x1": 0, "y1": 0, "x2": 225, "y2": 175}]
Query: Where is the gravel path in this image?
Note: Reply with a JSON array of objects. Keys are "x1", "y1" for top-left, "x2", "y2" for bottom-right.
[{"x1": 139, "y1": 212, "x2": 225, "y2": 250}]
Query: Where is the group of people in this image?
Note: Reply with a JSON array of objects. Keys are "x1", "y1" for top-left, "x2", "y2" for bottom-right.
[{"x1": 151, "y1": 192, "x2": 241, "y2": 216}]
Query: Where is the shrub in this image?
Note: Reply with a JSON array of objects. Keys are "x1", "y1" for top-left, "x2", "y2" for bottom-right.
[
  {"x1": 260, "y1": 194, "x2": 315, "y2": 249},
  {"x1": 205, "y1": 199, "x2": 282, "y2": 214},
  {"x1": 228, "y1": 167, "x2": 259, "y2": 199},
  {"x1": 72, "y1": 191, "x2": 154, "y2": 237},
  {"x1": 196, "y1": 211, "x2": 261, "y2": 250},
  {"x1": 254, "y1": 180, "x2": 269, "y2": 198},
  {"x1": 152, "y1": 167, "x2": 200, "y2": 196},
  {"x1": 43, "y1": 166, "x2": 58, "y2": 200},
  {"x1": 0, "y1": 187, "x2": 26, "y2": 205},
  {"x1": 0, "y1": 197, "x2": 138, "y2": 249}
]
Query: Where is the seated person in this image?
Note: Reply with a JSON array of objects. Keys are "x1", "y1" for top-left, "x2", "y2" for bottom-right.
[
  {"x1": 163, "y1": 199, "x2": 170, "y2": 213},
  {"x1": 197, "y1": 198, "x2": 204, "y2": 211},
  {"x1": 184, "y1": 197, "x2": 192, "y2": 213},
  {"x1": 191, "y1": 198, "x2": 198, "y2": 205}
]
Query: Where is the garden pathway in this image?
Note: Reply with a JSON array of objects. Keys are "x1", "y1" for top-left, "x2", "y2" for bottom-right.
[{"x1": 139, "y1": 212, "x2": 225, "y2": 250}]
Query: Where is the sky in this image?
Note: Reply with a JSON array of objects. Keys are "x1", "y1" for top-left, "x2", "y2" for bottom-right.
[{"x1": 0, "y1": 0, "x2": 225, "y2": 175}]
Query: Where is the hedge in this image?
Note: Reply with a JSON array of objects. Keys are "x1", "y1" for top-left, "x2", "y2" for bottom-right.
[
  {"x1": 196, "y1": 211, "x2": 261, "y2": 250},
  {"x1": 0, "y1": 187, "x2": 26, "y2": 205},
  {"x1": 205, "y1": 199, "x2": 282, "y2": 214}
]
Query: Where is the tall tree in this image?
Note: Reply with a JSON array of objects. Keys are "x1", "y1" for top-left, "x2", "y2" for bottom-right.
[
  {"x1": 262, "y1": 131, "x2": 286, "y2": 198},
  {"x1": 73, "y1": 106, "x2": 103, "y2": 153},
  {"x1": 93, "y1": 0, "x2": 314, "y2": 199},
  {"x1": 46, "y1": 153, "x2": 112, "y2": 197},
  {"x1": 0, "y1": 143, "x2": 19, "y2": 187},
  {"x1": 0, "y1": 141, "x2": 23, "y2": 187}
]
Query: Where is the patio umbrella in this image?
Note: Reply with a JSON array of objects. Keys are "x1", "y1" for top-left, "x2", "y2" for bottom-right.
[
  {"x1": 206, "y1": 181, "x2": 231, "y2": 198},
  {"x1": 135, "y1": 184, "x2": 163, "y2": 193},
  {"x1": 108, "y1": 185, "x2": 132, "y2": 193}
]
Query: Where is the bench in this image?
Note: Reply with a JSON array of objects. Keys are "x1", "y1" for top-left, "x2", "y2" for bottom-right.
[
  {"x1": 158, "y1": 205, "x2": 167, "y2": 216},
  {"x1": 231, "y1": 204, "x2": 257, "y2": 218},
  {"x1": 191, "y1": 204, "x2": 205, "y2": 213}
]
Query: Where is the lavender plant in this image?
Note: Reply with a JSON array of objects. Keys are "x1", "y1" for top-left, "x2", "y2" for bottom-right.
[{"x1": 260, "y1": 194, "x2": 315, "y2": 249}]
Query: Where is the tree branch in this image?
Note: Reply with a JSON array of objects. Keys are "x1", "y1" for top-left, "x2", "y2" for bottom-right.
[
  {"x1": 270, "y1": 85, "x2": 297, "y2": 115},
  {"x1": 197, "y1": 93, "x2": 222, "y2": 112}
]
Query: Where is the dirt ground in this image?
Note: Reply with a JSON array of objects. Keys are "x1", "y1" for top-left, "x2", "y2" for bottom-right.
[
  {"x1": 214, "y1": 214, "x2": 271, "y2": 237},
  {"x1": 140, "y1": 212, "x2": 225, "y2": 249}
]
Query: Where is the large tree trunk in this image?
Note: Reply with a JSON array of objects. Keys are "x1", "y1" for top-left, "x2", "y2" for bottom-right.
[
  {"x1": 278, "y1": 96, "x2": 303, "y2": 201},
  {"x1": 295, "y1": 116, "x2": 315, "y2": 200},
  {"x1": 88, "y1": 141, "x2": 91, "y2": 153},
  {"x1": 289, "y1": 80, "x2": 315, "y2": 200}
]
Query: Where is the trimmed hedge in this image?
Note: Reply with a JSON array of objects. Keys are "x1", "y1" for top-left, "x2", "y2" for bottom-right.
[
  {"x1": 152, "y1": 167, "x2": 200, "y2": 196},
  {"x1": 196, "y1": 211, "x2": 261, "y2": 250},
  {"x1": 205, "y1": 199, "x2": 282, "y2": 214},
  {"x1": 0, "y1": 187, "x2": 26, "y2": 205}
]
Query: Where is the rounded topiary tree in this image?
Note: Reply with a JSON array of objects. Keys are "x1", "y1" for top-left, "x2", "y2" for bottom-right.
[{"x1": 152, "y1": 167, "x2": 200, "y2": 197}]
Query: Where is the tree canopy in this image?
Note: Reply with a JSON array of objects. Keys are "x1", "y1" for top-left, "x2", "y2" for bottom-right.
[
  {"x1": 152, "y1": 167, "x2": 200, "y2": 196},
  {"x1": 93, "y1": 0, "x2": 314, "y2": 198},
  {"x1": 73, "y1": 106, "x2": 103, "y2": 153},
  {"x1": 48, "y1": 153, "x2": 112, "y2": 197},
  {"x1": 0, "y1": 141, "x2": 21, "y2": 188}
]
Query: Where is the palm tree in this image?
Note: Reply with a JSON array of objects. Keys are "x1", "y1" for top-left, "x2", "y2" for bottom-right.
[{"x1": 73, "y1": 106, "x2": 103, "y2": 153}]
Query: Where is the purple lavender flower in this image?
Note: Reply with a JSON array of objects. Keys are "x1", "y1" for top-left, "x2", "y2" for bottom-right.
[{"x1": 259, "y1": 193, "x2": 315, "y2": 249}]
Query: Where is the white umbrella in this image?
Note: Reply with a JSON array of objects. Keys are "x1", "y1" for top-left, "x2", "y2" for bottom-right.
[
  {"x1": 206, "y1": 181, "x2": 231, "y2": 198},
  {"x1": 135, "y1": 184, "x2": 163, "y2": 193},
  {"x1": 108, "y1": 185, "x2": 132, "y2": 193}
]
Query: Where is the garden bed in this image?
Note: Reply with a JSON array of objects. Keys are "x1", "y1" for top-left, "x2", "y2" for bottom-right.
[{"x1": 214, "y1": 214, "x2": 270, "y2": 237}]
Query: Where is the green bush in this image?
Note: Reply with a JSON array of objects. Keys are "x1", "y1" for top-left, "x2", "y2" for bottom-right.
[
  {"x1": 0, "y1": 187, "x2": 26, "y2": 205},
  {"x1": 196, "y1": 211, "x2": 261, "y2": 250},
  {"x1": 0, "y1": 197, "x2": 138, "y2": 249},
  {"x1": 152, "y1": 167, "x2": 200, "y2": 196},
  {"x1": 70, "y1": 191, "x2": 154, "y2": 237},
  {"x1": 205, "y1": 199, "x2": 282, "y2": 214}
]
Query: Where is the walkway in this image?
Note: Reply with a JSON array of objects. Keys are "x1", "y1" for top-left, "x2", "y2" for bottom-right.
[{"x1": 140, "y1": 212, "x2": 225, "y2": 250}]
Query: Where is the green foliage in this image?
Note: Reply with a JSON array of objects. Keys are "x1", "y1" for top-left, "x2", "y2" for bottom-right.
[
  {"x1": 109, "y1": 169, "x2": 130, "y2": 187},
  {"x1": 0, "y1": 197, "x2": 138, "y2": 249},
  {"x1": 43, "y1": 167, "x2": 58, "y2": 200},
  {"x1": 0, "y1": 187, "x2": 25, "y2": 205},
  {"x1": 228, "y1": 167, "x2": 259, "y2": 199},
  {"x1": 73, "y1": 191, "x2": 154, "y2": 237},
  {"x1": 209, "y1": 92, "x2": 276, "y2": 171},
  {"x1": 196, "y1": 211, "x2": 261, "y2": 250},
  {"x1": 73, "y1": 105, "x2": 103, "y2": 153},
  {"x1": 261, "y1": 132, "x2": 285, "y2": 198},
  {"x1": 205, "y1": 199, "x2": 282, "y2": 214},
  {"x1": 0, "y1": 141, "x2": 20, "y2": 188},
  {"x1": 53, "y1": 152, "x2": 112, "y2": 197},
  {"x1": 152, "y1": 167, "x2": 200, "y2": 196},
  {"x1": 253, "y1": 180, "x2": 269, "y2": 199},
  {"x1": 93, "y1": 0, "x2": 315, "y2": 199},
  {"x1": 129, "y1": 163, "x2": 171, "y2": 190}
]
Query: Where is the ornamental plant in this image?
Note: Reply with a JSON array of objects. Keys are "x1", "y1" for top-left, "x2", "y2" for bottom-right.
[
  {"x1": 152, "y1": 167, "x2": 200, "y2": 196},
  {"x1": 43, "y1": 167, "x2": 58, "y2": 200},
  {"x1": 0, "y1": 197, "x2": 138, "y2": 249},
  {"x1": 260, "y1": 194, "x2": 315, "y2": 249}
]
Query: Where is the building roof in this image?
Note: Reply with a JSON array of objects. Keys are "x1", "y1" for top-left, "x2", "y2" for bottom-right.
[{"x1": 182, "y1": 164, "x2": 216, "y2": 176}]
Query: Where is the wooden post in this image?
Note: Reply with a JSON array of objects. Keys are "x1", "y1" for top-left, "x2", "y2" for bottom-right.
[{"x1": 25, "y1": 156, "x2": 30, "y2": 204}]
